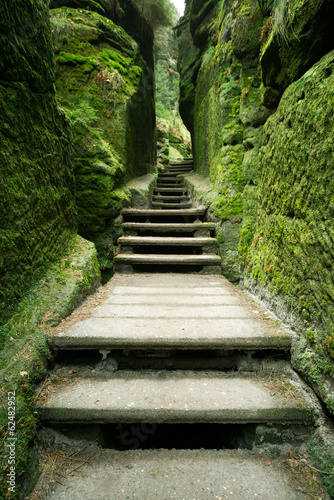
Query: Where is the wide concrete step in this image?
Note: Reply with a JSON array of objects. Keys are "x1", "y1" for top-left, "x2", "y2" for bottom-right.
[
  {"x1": 160, "y1": 171, "x2": 190, "y2": 176},
  {"x1": 114, "y1": 254, "x2": 221, "y2": 265},
  {"x1": 157, "y1": 177, "x2": 184, "y2": 183},
  {"x1": 38, "y1": 448, "x2": 318, "y2": 500},
  {"x1": 122, "y1": 208, "x2": 206, "y2": 217},
  {"x1": 154, "y1": 187, "x2": 189, "y2": 193},
  {"x1": 151, "y1": 202, "x2": 192, "y2": 209},
  {"x1": 170, "y1": 160, "x2": 193, "y2": 166},
  {"x1": 152, "y1": 195, "x2": 190, "y2": 201},
  {"x1": 118, "y1": 236, "x2": 217, "y2": 246},
  {"x1": 50, "y1": 274, "x2": 291, "y2": 351},
  {"x1": 38, "y1": 371, "x2": 311, "y2": 424},
  {"x1": 156, "y1": 183, "x2": 187, "y2": 189},
  {"x1": 122, "y1": 222, "x2": 216, "y2": 232},
  {"x1": 50, "y1": 318, "x2": 291, "y2": 351}
]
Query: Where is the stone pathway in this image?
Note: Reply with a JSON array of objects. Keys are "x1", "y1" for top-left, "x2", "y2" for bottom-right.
[{"x1": 33, "y1": 160, "x2": 328, "y2": 499}]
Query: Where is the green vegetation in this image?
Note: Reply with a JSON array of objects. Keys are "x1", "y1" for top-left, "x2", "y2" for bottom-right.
[
  {"x1": 51, "y1": 7, "x2": 155, "y2": 276},
  {"x1": 0, "y1": 237, "x2": 100, "y2": 498}
]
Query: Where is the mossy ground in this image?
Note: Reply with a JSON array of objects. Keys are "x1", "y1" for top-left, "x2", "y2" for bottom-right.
[{"x1": 0, "y1": 236, "x2": 100, "y2": 499}]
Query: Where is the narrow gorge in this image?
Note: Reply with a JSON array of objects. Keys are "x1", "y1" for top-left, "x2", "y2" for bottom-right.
[{"x1": 1, "y1": 0, "x2": 334, "y2": 498}]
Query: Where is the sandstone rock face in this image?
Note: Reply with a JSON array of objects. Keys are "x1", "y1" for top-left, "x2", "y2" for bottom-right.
[
  {"x1": 0, "y1": 0, "x2": 77, "y2": 322},
  {"x1": 178, "y1": 0, "x2": 267, "y2": 281},
  {"x1": 241, "y1": 50, "x2": 334, "y2": 414},
  {"x1": 51, "y1": 6, "x2": 156, "y2": 278}
]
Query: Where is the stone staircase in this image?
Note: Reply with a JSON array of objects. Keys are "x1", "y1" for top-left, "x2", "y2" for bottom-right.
[
  {"x1": 114, "y1": 159, "x2": 222, "y2": 274},
  {"x1": 33, "y1": 161, "x2": 325, "y2": 498}
]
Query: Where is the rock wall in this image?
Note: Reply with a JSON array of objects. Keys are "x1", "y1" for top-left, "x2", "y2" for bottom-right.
[
  {"x1": 155, "y1": 25, "x2": 192, "y2": 167},
  {"x1": 50, "y1": 3, "x2": 156, "y2": 279},
  {"x1": 0, "y1": 0, "x2": 77, "y2": 325},
  {"x1": 178, "y1": 0, "x2": 334, "y2": 417},
  {"x1": 178, "y1": 0, "x2": 268, "y2": 282}
]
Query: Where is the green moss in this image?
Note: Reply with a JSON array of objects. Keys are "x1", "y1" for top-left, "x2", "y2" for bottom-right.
[
  {"x1": 308, "y1": 436, "x2": 334, "y2": 496},
  {"x1": 51, "y1": 7, "x2": 155, "y2": 272},
  {"x1": 0, "y1": 236, "x2": 100, "y2": 498}
]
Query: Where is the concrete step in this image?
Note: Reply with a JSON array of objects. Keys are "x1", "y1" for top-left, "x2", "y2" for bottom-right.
[
  {"x1": 49, "y1": 273, "x2": 292, "y2": 351},
  {"x1": 161, "y1": 171, "x2": 190, "y2": 176},
  {"x1": 170, "y1": 159, "x2": 193, "y2": 166},
  {"x1": 152, "y1": 195, "x2": 190, "y2": 201},
  {"x1": 151, "y1": 202, "x2": 192, "y2": 209},
  {"x1": 122, "y1": 222, "x2": 216, "y2": 233},
  {"x1": 114, "y1": 254, "x2": 221, "y2": 266},
  {"x1": 157, "y1": 177, "x2": 184, "y2": 183},
  {"x1": 118, "y1": 236, "x2": 217, "y2": 246},
  {"x1": 38, "y1": 370, "x2": 311, "y2": 424},
  {"x1": 153, "y1": 187, "x2": 189, "y2": 193},
  {"x1": 122, "y1": 208, "x2": 206, "y2": 217},
  {"x1": 50, "y1": 317, "x2": 291, "y2": 351},
  {"x1": 37, "y1": 448, "x2": 318, "y2": 500},
  {"x1": 165, "y1": 167, "x2": 192, "y2": 172}
]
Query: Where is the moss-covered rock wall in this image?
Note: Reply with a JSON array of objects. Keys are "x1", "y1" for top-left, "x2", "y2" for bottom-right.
[
  {"x1": 178, "y1": 0, "x2": 269, "y2": 282},
  {"x1": 0, "y1": 0, "x2": 77, "y2": 325},
  {"x1": 50, "y1": 4, "x2": 156, "y2": 278}
]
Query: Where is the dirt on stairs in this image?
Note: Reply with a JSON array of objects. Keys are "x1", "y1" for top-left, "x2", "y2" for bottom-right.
[{"x1": 32, "y1": 162, "x2": 329, "y2": 500}]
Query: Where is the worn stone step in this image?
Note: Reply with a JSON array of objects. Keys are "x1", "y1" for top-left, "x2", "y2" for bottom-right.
[
  {"x1": 38, "y1": 448, "x2": 318, "y2": 500},
  {"x1": 170, "y1": 160, "x2": 193, "y2": 166},
  {"x1": 122, "y1": 208, "x2": 206, "y2": 217},
  {"x1": 152, "y1": 195, "x2": 190, "y2": 201},
  {"x1": 50, "y1": 318, "x2": 291, "y2": 351},
  {"x1": 157, "y1": 177, "x2": 184, "y2": 183},
  {"x1": 49, "y1": 273, "x2": 292, "y2": 351},
  {"x1": 38, "y1": 371, "x2": 311, "y2": 424},
  {"x1": 151, "y1": 202, "x2": 192, "y2": 209},
  {"x1": 118, "y1": 236, "x2": 217, "y2": 246},
  {"x1": 122, "y1": 222, "x2": 215, "y2": 233},
  {"x1": 160, "y1": 171, "x2": 190, "y2": 176},
  {"x1": 154, "y1": 187, "x2": 189, "y2": 193},
  {"x1": 114, "y1": 254, "x2": 221, "y2": 266}
]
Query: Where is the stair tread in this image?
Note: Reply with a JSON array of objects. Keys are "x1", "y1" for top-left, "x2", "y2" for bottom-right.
[
  {"x1": 50, "y1": 318, "x2": 291, "y2": 351},
  {"x1": 49, "y1": 273, "x2": 291, "y2": 350},
  {"x1": 154, "y1": 187, "x2": 189, "y2": 192},
  {"x1": 38, "y1": 448, "x2": 317, "y2": 500},
  {"x1": 123, "y1": 222, "x2": 215, "y2": 231},
  {"x1": 152, "y1": 196, "x2": 190, "y2": 201},
  {"x1": 151, "y1": 203, "x2": 192, "y2": 208},
  {"x1": 122, "y1": 208, "x2": 206, "y2": 216},
  {"x1": 114, "y1": 254, "x2": 221, "y2": 264},
  {"x1": 38, "y1": 370, "x2": 310, "y2": 424},
  {"x1": 118, "y1": 236, "x2": 217, "y2": 245}
]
